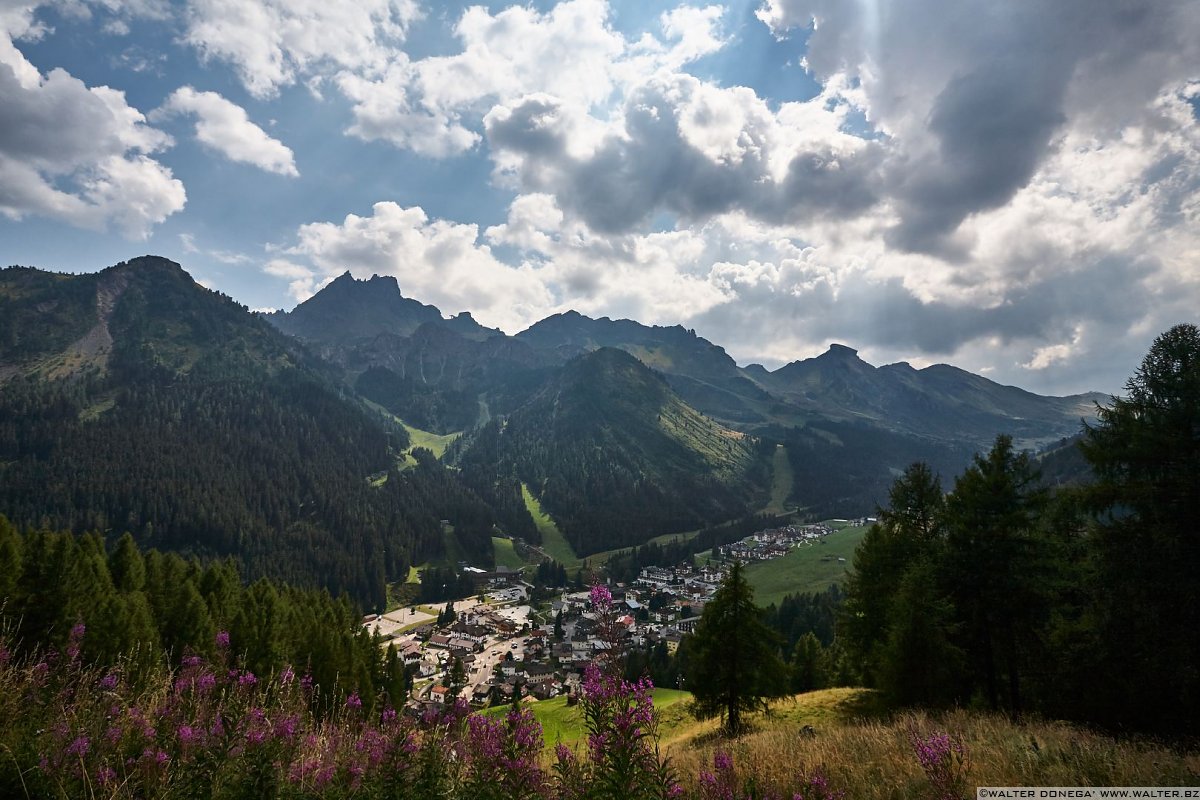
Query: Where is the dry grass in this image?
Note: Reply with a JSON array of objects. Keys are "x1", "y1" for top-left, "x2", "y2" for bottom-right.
[{"x1": 666, "y1": 690, "x2": 1200, "y2": 799}]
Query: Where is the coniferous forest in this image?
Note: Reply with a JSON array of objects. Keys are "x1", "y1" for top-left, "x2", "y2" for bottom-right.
[{"x1": 837, "y1": 324, "x2": 1200, "y2": 735}]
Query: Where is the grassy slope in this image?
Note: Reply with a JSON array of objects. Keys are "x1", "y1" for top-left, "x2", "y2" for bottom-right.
[
  {"x1": 485, "y1": 689, "x2": 693, "y2": 750},
  {"x1": 397, "y1": 422, "x2": 462, "y2": 469},
  {"x1": 522, "y1": 483, "x2": 579, "y2": 567},
  {"x1": 657, "y1": 396, "x2": 753, "y2": 481},
  {"x1": 668, "y1": 690, "x2": 1199, "y2": 798},
  {"x1": 492, "y1": 536, "x2": 528, "y2": 571},
  {"x1": 743, "y1": 524, "x2": 870, "y2": 607},
  {"x1": 761, "y1": 444, "x2": 794, "y2": 515},
  {"x1": 404, "y1": 422, "x2": 461, "y2": 457},
  {"x1": 500, "y1": 686, "x2": 1199, "y2": 794}
]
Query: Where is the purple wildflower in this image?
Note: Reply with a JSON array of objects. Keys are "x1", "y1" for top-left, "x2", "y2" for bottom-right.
[
  {"x1": 215, "y1": 630, "x2": 230, "y2": 649},
  {"x1": 590, "y1": 583, "x2": 613, "y2": 610},
  {"x1": 66, "y1": 622, "x2": 85, "y2": 661}
]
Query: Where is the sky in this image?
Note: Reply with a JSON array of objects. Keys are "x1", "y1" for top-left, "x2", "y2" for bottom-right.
[{"x1": 1, "y1": 0, "x2": 1198, "y2": 396}]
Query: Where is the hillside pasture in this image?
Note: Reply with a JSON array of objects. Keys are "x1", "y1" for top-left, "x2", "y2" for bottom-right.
[{"x1": 743, "y1": 524, "x2": 869, "y2": 606}]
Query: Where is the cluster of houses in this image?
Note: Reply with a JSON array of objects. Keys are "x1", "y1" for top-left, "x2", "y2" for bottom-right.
[
  {"x1": 376, "y1": 575, "x2": 729, "y2": 717},
  {"x1": 371, "y1": 519, "x2": 873, "y2": 717},
  {"x1": 717, "y1": 522, "x2": 854, "y2": 563}
]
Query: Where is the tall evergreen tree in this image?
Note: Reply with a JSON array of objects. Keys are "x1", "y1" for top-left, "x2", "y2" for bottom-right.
[
  {"x1": 687, "y1": 561, "x2": 788, "y2": 736},
  {"x1": 942, "y1": 435, "x2": 1047, "y2": 715},
  {"x1": 840, "y1": 462, "x2": 944, "y2": 685},
  {"x1": 1080, "y1": 323, "x2": 1200, "y2": 733}
]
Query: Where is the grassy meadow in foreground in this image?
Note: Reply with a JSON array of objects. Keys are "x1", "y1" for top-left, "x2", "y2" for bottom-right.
[{"x1": 488, "y1": 686, "x2": 1198, "y2": 795}]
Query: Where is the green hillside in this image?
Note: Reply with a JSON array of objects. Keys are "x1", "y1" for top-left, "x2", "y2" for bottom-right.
[
  {"x1": 398, "y1": 421, "x2": 462, "y2": 468},
  {"x1": 492, "y1": 536, "x2": 528, "y2": 570},
  {"x1": 522, "y1": 483, "x2": 579, "y2": 566},
  {"x1": 485, "y1": 689, "x2": 693, "y2": 750},
  {"x1": 0, "y1": 258, "x2": 492, "y2": 607},
  {"x1": 762, "y1": 443, "x2": 794, "y2": 514},
  {"x1": 460, "y1": 348, "x2": 764, "y2": 555},
  {"x1": 744, "y1": 524, "x2": 870, "y2": 607}
]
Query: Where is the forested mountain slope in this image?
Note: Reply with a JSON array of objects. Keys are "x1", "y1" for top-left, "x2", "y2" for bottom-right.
[
  {"x1": 455, "y1": 347, "x2": 766, "y2": 554},
  {"x1": 0, "y1": 257, "x2": 495, "y2": 607}
]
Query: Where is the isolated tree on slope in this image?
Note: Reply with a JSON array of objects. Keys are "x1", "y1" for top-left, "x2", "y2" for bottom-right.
[{"x1": 687, "y1": 561, "x2": 788, "y2": 737}]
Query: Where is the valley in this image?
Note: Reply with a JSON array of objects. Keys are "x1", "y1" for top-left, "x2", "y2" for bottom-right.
[{"x1": 0, "y1": 256, "x2": 1106, "y2": 608}]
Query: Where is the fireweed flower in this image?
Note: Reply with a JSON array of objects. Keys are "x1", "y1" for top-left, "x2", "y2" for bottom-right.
[
  {"x1": 907, "y1": 727, "x2": 967, "y2": 800},
  {"x1": 215, "y1": 631, "x2": 230, "y2": 649},
  {"x1": 346, "y1": 691, "x2": 363, "y2": 710},
  {"x1": 96, "y1": 765, "x2": 117, "y2": 786},
  {"x1": 590, "y1": 583, "x2": 613, "y2": 610},
  {"x1": 66, "y1": 622, "x2": 85, "y2": 661}
]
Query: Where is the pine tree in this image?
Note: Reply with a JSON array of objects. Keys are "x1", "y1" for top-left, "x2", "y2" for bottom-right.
[{"x1": 687, "y1": 561, "x2": 788, "y2": 736}]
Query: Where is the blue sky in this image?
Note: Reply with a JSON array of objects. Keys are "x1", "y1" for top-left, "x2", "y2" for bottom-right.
[{"x1": 1, "y1": 0, "x2": 1198, "y2": 395}]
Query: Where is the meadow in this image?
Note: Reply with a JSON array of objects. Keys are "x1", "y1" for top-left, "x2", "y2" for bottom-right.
[
  {"x1": 521, "y1": 483, "x2": 580, "y2": 568},
  {"x1": 744, "y1": 524, "x2": 869, "y2": 607}
]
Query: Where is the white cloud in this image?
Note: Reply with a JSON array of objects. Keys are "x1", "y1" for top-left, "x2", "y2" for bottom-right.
[
  {"x1": 272, "y1": 202, "x2": 555, "y2": 331},
  {"x1": 182, "y1": 0, "x2": 420, "y2": 98},
  {"x1": 155, "y1": 87, "x2": 298, "y2": 176},
  {"x1": 264, "y1": 257, "x2": 319, "y2": 302},
  {"x1": 338, "y1": 0, "x2": 728, "y2": 157},
  {"x1": 0, "y1": 11, "x2": 184, "y2": 237},
  {"x1": 484, "y1": 72, "x2": 878, "y2": 232}
]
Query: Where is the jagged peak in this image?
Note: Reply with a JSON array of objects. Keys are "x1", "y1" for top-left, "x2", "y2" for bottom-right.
[{"x1": 823, "y1": 343, "x2": 860, "y2": 358}]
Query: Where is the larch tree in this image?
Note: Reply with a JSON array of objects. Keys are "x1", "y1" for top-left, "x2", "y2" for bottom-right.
[
  {"x1": 1080, "y1": 322, "x2": 1200, "y2": 733},
  {"x1": 687, "y1": 561, "x2": 788, "y2": 737}
]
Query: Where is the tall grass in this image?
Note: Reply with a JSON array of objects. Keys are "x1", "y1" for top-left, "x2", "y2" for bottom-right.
[
  {"x1": 2, "y1": 629, "x2": 1195, "y2": 799},
  {"x1": 671, "y1": 705, "x2": 1199, "y2": 800}
]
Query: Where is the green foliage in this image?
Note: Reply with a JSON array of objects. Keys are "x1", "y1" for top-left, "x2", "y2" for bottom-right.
[
  {"x1": 942, "y1": 435, "x2": 1048, "y2": 714},
  {"x1": 839, "y1": 463, "x2": 945, "y2": 686},
  {"x1": 0, "y1": 520, "x2": 385, "y2": 706},
  {"x1": 687, "y1": 562, "x2": 789, "y2": 737},
  {"x1": 457, "y1": 349, "x2": 760, "y2": 555},
  {"x1": 789, "y1": 632, "x2": 827, "y2": 693},
  {"x1": 834, "y1": 325, "x2": 1200, "y2": 737},
  {"x1": 1076, "y1": 323, "x2": 1200, "y2": 733}
]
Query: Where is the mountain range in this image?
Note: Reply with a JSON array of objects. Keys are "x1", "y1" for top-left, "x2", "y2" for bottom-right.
[
  {"x1": 0, "y1": 257, "x2": 1107, "y2": 603},
  {"x1": 268, "y1": 267, "x2": 1102, "y2": 447}
]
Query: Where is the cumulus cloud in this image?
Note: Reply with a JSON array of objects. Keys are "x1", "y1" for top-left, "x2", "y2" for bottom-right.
[
  {"x1": 485, "y1": 73, "x2": 879, "y2": 232},
  {"x1": 182, "y1": 0, "x2": 420, "y2": 98},
  {"x1": 155, "y1": 87, "x2": 298, "y2": 175},
  {"x1": 271, "y1": 202, "x2": 555, "y2": 331},
  {"x1": 758, "y1": 0, "x2": 1200, "y2": 256},
  {"x1": 338, "y1": 0, "x2": 727, "y2": 157},
  {"x1": 0, "y1": 6, "x2": 184, "y2": 237}
]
